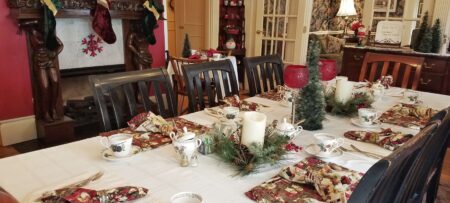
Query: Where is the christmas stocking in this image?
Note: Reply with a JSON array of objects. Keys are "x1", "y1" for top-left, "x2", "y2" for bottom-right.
[
  {"x1": 142, "y1": 0, "x2": 165, "y2": 45},
  {"x1": 91, "y1": 0, "x2": 116, "y2": 44},
  {"x1": 41, "y1": 0, "x2": 61, "y2": 51}
]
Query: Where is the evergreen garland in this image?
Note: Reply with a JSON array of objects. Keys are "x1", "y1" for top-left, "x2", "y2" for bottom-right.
[
  {"x1": 325, "y1": 92, "x2": 374, "y2": 116},
  {"x1": 414, "y1": 11, "x2": 429, "y2": 51},
  {"x1": 417, "y1": 27, "x2": 433, "y2": 53},
  {"x1": 294, "y1": 40, "x2": 326, "y2": 130},
  {"x1": 182, "y1": 33, "x2": 192, "y2": 58},
  {"x1": 431, "y1": 19, "x2": 442, "y2": 53}
]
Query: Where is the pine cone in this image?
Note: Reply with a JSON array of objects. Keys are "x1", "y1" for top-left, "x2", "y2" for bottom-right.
[{"x1": 233, "y1": 144, "x2": 253, "y2": 166}]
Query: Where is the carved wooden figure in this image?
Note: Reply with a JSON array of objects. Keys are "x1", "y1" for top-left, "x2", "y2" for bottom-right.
[
  {"x1": 127, "y1": 22, "x2": 153, "y2": 70},
  {"x1": 26, "y1": 22, "x2": 64, "y2": 122}
]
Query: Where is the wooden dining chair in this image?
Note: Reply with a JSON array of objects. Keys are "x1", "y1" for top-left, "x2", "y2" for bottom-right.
[
  {"x1": 348, "y1": 120, "x2": 440, "y2": 203},
  {"x1": 243, "y1": 54, "x2": 284, "y2": 96},
  {"x1": 182, "y1": 59, "x2": 239, "y2": 113},
  {"x1": 90, "y1": 68, "x2": 177, "y2": 131},
  {"x1": 169, "y1": 56, "x2": 208, "y2": 114},
  {"x1": 394, "y1": 107, "x2": 450, "y2": 203},
  {"x1": 358, "y1": 52, "x2": 425, "y2": 90}
]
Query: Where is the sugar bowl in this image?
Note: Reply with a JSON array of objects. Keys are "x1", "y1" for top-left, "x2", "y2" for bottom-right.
[
  {"x1": 170, "y1": 127, "x2": 202, "y2": 167},
  {"x1": 274, "y1": 118, "x2": 303, "y2": 140}
]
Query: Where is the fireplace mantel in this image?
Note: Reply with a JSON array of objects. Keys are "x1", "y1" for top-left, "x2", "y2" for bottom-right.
[{"x1": 8, "y1": 0, "x2": 146, "y2": 19}]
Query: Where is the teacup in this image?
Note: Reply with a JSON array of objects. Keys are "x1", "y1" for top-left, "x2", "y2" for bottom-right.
[
  {"x1": 403, "y1": 90, "x2": 419, "y2": 104},
  {"x1": 100, "y1": 133, "x2": 133, "y2": 157},
  {"x1": 358, "y1": 108, "x2": 380, "y2": 126},
  {"x1": 212, "y1": 53, "x2": 222, "y2": 60},
  {"x1": 220, "y1": 106, "x2": 240, "y2": 119},
  {"x1": 314, "y1": 133, "x2": 344, "y2": 154}
]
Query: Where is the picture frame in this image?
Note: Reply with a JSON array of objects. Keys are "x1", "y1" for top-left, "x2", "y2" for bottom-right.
[{"x1": 374, "y1": 0, "x2": 398, "y2": 12}]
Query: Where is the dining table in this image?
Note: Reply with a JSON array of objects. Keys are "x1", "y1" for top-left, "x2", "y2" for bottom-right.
[{"x1": 0, "y1": 84, "x2": 449, "y2": 203}]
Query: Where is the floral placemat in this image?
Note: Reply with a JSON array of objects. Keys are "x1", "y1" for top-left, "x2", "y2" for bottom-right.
[
  {"x1": 379, "y1": 103, "x2": 437, "y2": 129},
  {"x1": 100, "y1": 117, "x2": 209, "y2": 151},
  {"x1": 222, "y1": 95, "x2": 265, "y2": 111},
  {"x1": 245, "y1": 157, "x2": 363, "y2": 202},
  {"x1": 344, "y1": 128, "x2": 413, "y2": 151}
]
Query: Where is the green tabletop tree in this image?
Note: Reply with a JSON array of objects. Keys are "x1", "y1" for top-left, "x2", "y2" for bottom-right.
[
  {"x1": 431, "y1": 19, "x2": 442, "y2": 53},
  {"x1": 182, "y1": 33, "x2": 192, "y2": 58},
  {"x1": 414, "y1": 11, "x2": 429, "y2": 51},
  {"x1": 294, "y1": 40, "x2": 325, "y2": 130}
]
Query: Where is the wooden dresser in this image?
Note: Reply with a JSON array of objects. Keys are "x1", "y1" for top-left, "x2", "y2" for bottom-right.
[{"x1": 341, "y1": 46, "x2": 450, "y2": 95}]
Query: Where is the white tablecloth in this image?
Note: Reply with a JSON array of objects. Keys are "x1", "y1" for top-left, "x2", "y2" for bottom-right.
[{"x1": 0, "y1": 87, "x2": 449, "y2": 203}]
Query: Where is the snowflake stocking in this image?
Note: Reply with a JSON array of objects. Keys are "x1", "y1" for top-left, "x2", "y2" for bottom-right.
[{"x1": 91, "y1": 0, "x2": 116, "y2": 44}]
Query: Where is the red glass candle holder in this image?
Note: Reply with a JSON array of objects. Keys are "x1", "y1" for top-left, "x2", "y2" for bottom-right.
[
  {"x1": 319, "y1": 59, "x2": 337, "y2": 81},
  {"x1": 284, "y1": 65, "x2": 309, "y2": 89}
]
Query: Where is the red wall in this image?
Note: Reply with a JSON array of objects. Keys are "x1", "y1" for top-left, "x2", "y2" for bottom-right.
[
  {"x1": 0, "y1": 1, "x2": 34, "y2": 121},
  {"x1": 149, "y1": 20, "x2": 166, "y2": 68},
  {"x1": 0, "y1": 1, "x2": 166, "y2": 121}
]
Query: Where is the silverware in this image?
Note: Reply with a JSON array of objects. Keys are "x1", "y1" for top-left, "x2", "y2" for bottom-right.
[
  {"x1": 339, "y1": 146, "x2": 383, "y2": 159},
  {"x1": 350, "y1": 145, "x2": 384, "y2": 159}
]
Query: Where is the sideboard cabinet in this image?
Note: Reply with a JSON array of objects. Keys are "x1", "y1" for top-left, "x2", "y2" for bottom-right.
[{"x1": 341, "y1": 46, "x2": 450, "y2": 95}]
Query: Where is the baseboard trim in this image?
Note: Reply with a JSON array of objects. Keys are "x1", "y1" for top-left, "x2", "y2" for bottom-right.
[{"x1": 0, "y1": 115, "x2": 37, "y2": 146}]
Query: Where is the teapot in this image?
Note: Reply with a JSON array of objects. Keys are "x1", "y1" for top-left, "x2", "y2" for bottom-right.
[
  {"x1": 274, "y1": 118, "x2": 303, "y2": 140},
  {"x1": 170, "y1": 127, "x2": 202, "y2": 167}
]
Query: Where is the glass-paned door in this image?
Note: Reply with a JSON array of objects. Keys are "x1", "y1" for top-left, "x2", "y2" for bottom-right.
[{"x1": 254, "y1": 0, "x2": 302, "y2": 64}]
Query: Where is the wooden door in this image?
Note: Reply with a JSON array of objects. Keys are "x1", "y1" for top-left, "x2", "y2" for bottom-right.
[
  {"x1": 166, "y1": 0, "x2": 177, "y2": 56},
  {"x1": 174, "y1": 0, "x2": 206, "y2": 57},
  {"x1": 253, "y1": 0, "x2": 312, "y2": 64}
]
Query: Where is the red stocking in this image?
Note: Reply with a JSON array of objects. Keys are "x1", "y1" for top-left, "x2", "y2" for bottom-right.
[{"x1": 91, "y1": 0, "x2": 116, "y2": 44}]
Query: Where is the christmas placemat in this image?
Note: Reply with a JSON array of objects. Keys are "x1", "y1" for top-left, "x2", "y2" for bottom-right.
[
  {"x1": 378, "y1": 103, "x2": 437, "y2": 129},
  {"x1": 222, "y1": 95, "x2": 265, "y2": 111},
  {"x1": 100, "y1": 116, "x2": 209, "y2": 151},
  {"x1": 344, "y1": 128, "x2": 413, "y2": 151},
  {"x1": 245, "y1": 157, "x2": 363, "y2": 202},
  {"x1": 257, "y1": 86, "x2": 285, "y2": 102}
]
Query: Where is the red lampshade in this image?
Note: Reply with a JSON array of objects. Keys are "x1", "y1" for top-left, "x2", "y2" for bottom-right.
[
  {"x1": 284, "y1": 65, "x2": 309, "y2": 89},
  {"x1": 319, "y1": 59, "x2": 337, "y2": 81}
]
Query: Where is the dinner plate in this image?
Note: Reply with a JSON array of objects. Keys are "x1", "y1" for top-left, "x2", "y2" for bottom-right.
[
  {"x1": 101, "y1": 146, "x2": 141, "y2": 161},
  {"x1": 304, "y1": 144, "x2": 343, "y2": 158},
  {"x1": 350, "y1": 118, "x2": 381, "y2": 129}
]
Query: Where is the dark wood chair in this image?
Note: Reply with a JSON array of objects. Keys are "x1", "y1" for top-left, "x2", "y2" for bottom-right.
[
  {"x1": 394, "y1": 107, "x2": 450, "y2": 203},
  {"x1": 169, "y1": 56, "x2": 208, "y2": 114},
  {"x1": 90, "y1": 68, "x2": 177, "y2": 131},
  {"x1": 243, "y1": 54, "x2": 284, "y2": 96},
  {"x1": 348, "y1": 120, "x2": 440, "y2": 203},
  {"x1": 358, "y1": 52, "x2": 425, "y2": 90},
  {"x1": 182, "y1": 59, "x2": 239, "y2": 113}
]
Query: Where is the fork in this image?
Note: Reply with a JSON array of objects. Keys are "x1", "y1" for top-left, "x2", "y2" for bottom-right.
[
  {"x1": 340, "y1": 146, "x2": 382, "y2": 159},
  {"x1": 350, "y1": 145, "x2": 384, "y2": 159}
]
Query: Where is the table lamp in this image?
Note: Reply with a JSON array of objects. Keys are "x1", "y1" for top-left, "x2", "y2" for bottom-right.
[{"x1": 337, "y1": 0, "x2": 357, "y2": 36}]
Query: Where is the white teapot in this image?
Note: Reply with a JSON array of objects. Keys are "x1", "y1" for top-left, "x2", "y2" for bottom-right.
[
  {"x1": 170, "y1": 127, "x2": 202, "y2": 167},
  {"x1": 275, "y1": 118, "x2": 303, "y2": 140}
]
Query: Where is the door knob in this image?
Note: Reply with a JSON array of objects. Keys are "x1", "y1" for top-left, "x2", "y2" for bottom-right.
[{"x1": 256, "y1": 30, "x2": 265, "y2": 35}]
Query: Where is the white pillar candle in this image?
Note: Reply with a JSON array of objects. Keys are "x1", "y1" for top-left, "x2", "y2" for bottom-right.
[
  {"x1": 241, "y1": 112, "x2": 267, "y2": 148},
  {"x1": 335, "y1": 77, "x2": 353, "y2": 103}
]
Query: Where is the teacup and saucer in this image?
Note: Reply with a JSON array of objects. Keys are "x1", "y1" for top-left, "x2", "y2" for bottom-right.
[
  {"x1": 100, "y1": 133, "x2": 141, "y2": 161},
  {"x1": 350, "y1": 108, "x2": 381, "y2": 128},
  {"x1": 305, "y1": 133, "x2": 344, "y2": 158}
]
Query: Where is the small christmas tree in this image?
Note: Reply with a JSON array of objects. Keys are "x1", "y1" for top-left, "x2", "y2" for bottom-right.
[
  {"x1": 414, "y1": 11, "x2": 429, "y2": 51},
  {"x1": 417, "y1": 27, "x2": 433, "y2": 53},
  {"x1": 182, "y1": 33, "x2": 192, "y2": 58},
  {"x1": 294, "y1": 40, "x2": 326, "y2": 130},
  {"x1": 431, "y1": 19, "x2": 442, "y2": 53}
]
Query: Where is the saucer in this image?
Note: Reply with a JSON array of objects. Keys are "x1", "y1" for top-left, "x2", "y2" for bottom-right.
[
  {"x1": 279, "y1": 100, "x2": 292, "y2": 107},
  {"x1": 400, "y1": 99, "x2": 422, "y2": 105},
  {"x1": 304, "y1": 144, "x2": 343, "y2": 158},
  {"x1": 101, "y1": 146, "x2": 141, "y2": 161},
  {"x1": 350, "y1": 118, "x2": 381, "y2": 128},
  {"x1": 171, "y1": 192, "x2": 203, "y2": 203}
]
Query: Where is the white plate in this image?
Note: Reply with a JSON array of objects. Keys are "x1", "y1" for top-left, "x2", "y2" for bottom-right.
[
  {"x1": 204, "y1": 107, "x2": 222, "y2": 118},
  {"x1": 101, "y1": 146, "x2": 141, "y2": 161},
  {"x1": 350, "y1": 118, "x2": 381, "y2": 128},
  {"x1": 304, "y1": 144, "x2": 343, "y2": 158},
  {"x1": 171, "y1": 192, "x2": 203, "y2": 203}
]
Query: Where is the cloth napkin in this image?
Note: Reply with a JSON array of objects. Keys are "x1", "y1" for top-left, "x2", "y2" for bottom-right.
[
  {"x1": 344, "y1": 128, "x2": 413, "y2": 151},
  {"x1": 378, "y1": 103, "x2": 437, "y2": 129},
  {"x1": 246, "y1": 157, "x2": 363, "y2": 203},
  {"x1": 41, "y1": 186, "x2": 148, "y2": 203},
  {"x1": 127, "y1": 111, "x2": 173, "y2": 134},
  {"x1": 222, "y1": 95, "x2": 261, "y2": 111}
]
